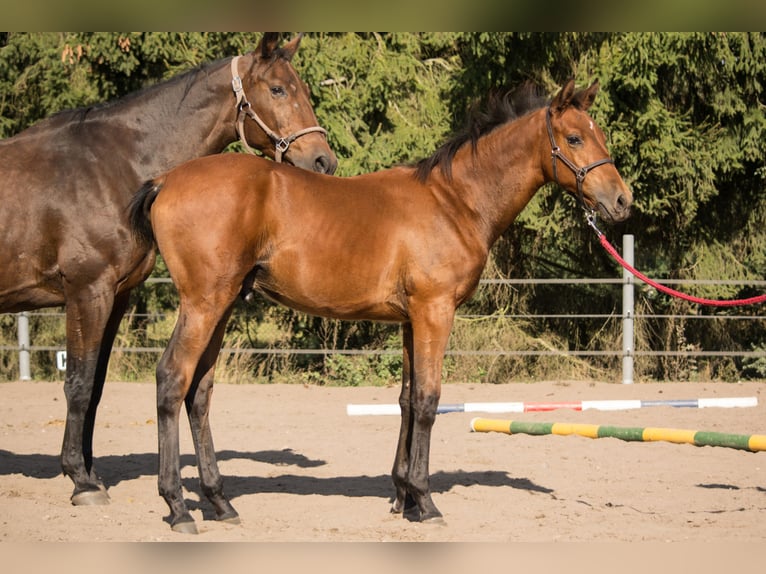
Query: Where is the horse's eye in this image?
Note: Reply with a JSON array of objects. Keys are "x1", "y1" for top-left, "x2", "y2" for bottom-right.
[
  {"x1": 566, "y1": 135, "x2": 583, "y2": 146},
  {"x1": 270, "y1": 86, "x2": 286, "y2": 98}
]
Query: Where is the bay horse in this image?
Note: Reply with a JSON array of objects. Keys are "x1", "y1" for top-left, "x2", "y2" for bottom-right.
[
  {"x1": 0, "y1": 33, "x2": 337, "y2": 508},
  {"x1": 129, "y1": 79, "x2": 632, "y2": 533}
]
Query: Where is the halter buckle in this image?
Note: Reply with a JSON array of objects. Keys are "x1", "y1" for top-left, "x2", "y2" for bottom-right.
[
  {"x1": 231, "y1": 75, "x2": 243, "y2": 94},
  {"x1": 275, "y1": 138, "x2": 290, "y2": 154}
]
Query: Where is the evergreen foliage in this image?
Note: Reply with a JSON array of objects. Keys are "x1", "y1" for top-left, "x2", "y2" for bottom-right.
[{"x1": 1, "y1": 32, "x2": 764, "y2": 383}]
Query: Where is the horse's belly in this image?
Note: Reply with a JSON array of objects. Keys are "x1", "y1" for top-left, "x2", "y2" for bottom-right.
[
  {"x1": 0, "y1": 279, "x2": 65, "y2": 312},
  {"x1": 252, "y1": 270, "x2": 403, "y2": 322}
]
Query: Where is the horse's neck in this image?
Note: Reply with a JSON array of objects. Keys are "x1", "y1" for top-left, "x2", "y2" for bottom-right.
[
  {"x1": 106, "y1": 57, "x2": 237, "y2": 178},
  {"x1": 448, "y1": 108, "x2": 548, "y2": 247}
]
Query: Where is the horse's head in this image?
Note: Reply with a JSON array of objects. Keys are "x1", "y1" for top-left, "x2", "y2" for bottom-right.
[
  {"x1": 545, "y1": 79, "x2": 632, "y2": 223},
  {"x1": 235, "y1": 33, "x2": 338, "y2": 174}
]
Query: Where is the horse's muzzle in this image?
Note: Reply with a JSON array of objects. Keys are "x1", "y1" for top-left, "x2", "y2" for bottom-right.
[{"x1": 598, "y1": 190, "x2": 632, "y2": 223}]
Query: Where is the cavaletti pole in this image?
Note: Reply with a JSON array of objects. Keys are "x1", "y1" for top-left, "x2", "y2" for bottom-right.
[
  {"x1": 346, "y1": 396, "x2": 757, "y2": 416},
  {"x1": 469, "y1": 418, "x2": 766, "y2": 452}
]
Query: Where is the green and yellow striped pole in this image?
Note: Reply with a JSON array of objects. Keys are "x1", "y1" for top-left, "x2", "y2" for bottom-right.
[{"x1": 470, "y1": 418, "x2": 766, "y2": 452}]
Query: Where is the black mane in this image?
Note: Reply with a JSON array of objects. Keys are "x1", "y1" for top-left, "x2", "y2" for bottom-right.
[{"x1": 415, "y1": 82, "x2": 549, "y2": 183}]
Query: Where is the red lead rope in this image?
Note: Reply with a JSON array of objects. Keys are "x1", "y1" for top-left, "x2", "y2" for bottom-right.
[{"x1": 598, "y1": 232, "x2": 766, "y2": 307}]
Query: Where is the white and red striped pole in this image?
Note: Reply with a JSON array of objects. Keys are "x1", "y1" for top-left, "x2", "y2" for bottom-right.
[{"x1": 346, "y1": 396, "x2": 757, "y2": 416}]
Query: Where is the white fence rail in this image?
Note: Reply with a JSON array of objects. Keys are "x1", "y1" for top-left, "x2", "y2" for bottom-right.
[{"x1": 3, "y1": 235, "x2": 766, "y2": 383}]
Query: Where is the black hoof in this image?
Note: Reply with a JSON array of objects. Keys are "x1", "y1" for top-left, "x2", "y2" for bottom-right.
[
  {"x1": 212, "y1": 497, "x2": 240, "y2": 524},
  {"x1": 402, "y1": 504, "x2": 421, "y2": 522},
  {"x1": 401, "y1": 499, "x2": 444, "y2": 524},
  {"x1": 71, "y1": 489, "x2": 110, "y2": 506}
]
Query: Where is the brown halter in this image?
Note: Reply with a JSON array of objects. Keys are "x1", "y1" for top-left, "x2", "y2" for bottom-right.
[{"x1": 231, "y1": 56, "x2": 328, "y2": 163}]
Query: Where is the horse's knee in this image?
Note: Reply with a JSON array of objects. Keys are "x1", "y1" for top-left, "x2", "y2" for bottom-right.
[{"x1": 413, "y1": 392, "x2": 440, "y2": 426}]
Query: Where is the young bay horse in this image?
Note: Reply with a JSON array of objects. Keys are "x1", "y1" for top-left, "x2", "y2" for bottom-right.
[
  {"x1": 0, "y1": 33, "x2": 336, "y2": 508},
  {"x1": 130, "y1": 79, "x2": 632, "y2": 533}
]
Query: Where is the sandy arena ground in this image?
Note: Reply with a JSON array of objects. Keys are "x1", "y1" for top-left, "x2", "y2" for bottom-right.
[{"x1": 1, "y1": 379, "x2": 765, "y2": 571}]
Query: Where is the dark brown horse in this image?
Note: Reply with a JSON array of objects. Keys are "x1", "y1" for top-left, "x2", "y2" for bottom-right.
[
  {"x1": 0, "y1": 33, "x2": 336, "y2": 508},
  {"x1": 130, "y1": 79, "x2": 632, "y2": 533}
]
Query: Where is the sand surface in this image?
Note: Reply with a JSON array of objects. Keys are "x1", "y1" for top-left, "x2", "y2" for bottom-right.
[{"x1": 1, "y1": 378, "x2": 765, "y2": 547}]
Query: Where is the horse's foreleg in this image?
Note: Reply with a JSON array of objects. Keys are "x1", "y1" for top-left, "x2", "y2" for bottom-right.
[
  {"x1": 395, "y1": 301, "x2": 454, "y2": 524},
  {"x1": 61, "y1": 286, "x2": 115, "y2": 506},
  {"x1": 184, "y1": 306, "x2": 239, "y2": 525},
  {"x1": 391, "y1": 322, "x2": 414, "y2": 515}
]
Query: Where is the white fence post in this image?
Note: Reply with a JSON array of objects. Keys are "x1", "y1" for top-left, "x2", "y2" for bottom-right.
[
  {"x1": 622, "y1": 234, "x2": 635, "y2": 384},
  {"x1": 17, "y1": 312, "x2": 32, "y2": 381}
]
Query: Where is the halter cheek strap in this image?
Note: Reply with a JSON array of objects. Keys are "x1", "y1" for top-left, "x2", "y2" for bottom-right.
[
  {"x1": 546, "y1": 107, "x2": 614, "y2": 211},
  {"x1": 231, "y1": 56, "x2": 327, "y2": 163}
]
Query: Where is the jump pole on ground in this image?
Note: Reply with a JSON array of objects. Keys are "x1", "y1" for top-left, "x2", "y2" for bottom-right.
[
  {"x1": 469, "y1": 417, "x2": 766, "y2": 452},
  {"x1": 346, "y1": 396, "x2": 757, "y2": 416}
]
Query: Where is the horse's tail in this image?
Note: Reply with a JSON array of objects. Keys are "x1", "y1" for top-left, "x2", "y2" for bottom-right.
[{"x1": 128, "y1": 178, "x2": 163, "y2": 246}]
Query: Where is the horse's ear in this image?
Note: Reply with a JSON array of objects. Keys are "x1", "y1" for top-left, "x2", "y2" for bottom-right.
[
  {"x1": 550, "y1": 78, "x2": 577, "y2": 115},
  {"x1": 257, "y1": 32, "x2": 281, "y2": 59},
  {"x1": 280, "y1": 33, "x2": 304, "y2": 61},
  {"x1": 572, "y1": 80, "x2": 599, "y2": 112}
]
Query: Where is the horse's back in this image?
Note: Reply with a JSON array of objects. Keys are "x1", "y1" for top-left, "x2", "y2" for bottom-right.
[
  {"x1": 0, "y1": 113, "x2": 146, "y2": 312},
  {"x1": 1, "y1": 110, "x2": 139, "y2": 199},
  {"x1": 151, "y1": 154, "x2": 280, "y2": 232}
]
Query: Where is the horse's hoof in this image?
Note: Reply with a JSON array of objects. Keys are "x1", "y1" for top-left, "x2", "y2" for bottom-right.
[
  {"x1": 71, "y1": 489, "x2": 110, "y2": 506},
  {"x1": 402, "y1": 506, "x2": 421, "y2": 522},
  {"x1": 171, "y1": 520, "x2": 199, "y2": 535},
  {"x1": 216, "y1": 507, "x2": 241, "y2": 525},
  {"x1": 422, "y1": 515, "x2": 447, "y2": 526}
]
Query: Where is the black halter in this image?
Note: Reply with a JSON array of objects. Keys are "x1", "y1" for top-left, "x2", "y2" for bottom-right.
[{"x1": 545, "y1": 107, "x2": 614, "y2": 212}]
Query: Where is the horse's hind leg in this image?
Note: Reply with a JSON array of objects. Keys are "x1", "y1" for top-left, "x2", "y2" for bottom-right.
[
  {"x1": 61, "y1": 284, "x2": 121, "y2": 506},
  {"x1": 184, "y1": 306, "x2": 239, "y2": 525},
  {"x1": 157, "y1": 332, "x2": 197, "y2": 534},
  {"x1": 391, "y1": 322, "x2": 414, "y2": 515},
  {"x1": 156, "y1": 296, "x2": 238, "y2": 533},
  {"x1": 77, "y1": 290, "x2": 131, "y2": 502}
]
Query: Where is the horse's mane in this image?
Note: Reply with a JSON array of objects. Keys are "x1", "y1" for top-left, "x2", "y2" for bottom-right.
[
  {"x1": 33, "y1": 57, "x2": 228, "y2": 132},
  {"x1": 40, "y1": 47, "x2": 297, "y2": 132},
  {"x1": 415, "y1": 81, "x2": 549, "y2": 183}
]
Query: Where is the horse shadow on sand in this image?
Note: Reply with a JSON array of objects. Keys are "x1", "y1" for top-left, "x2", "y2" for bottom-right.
[
  {"x1": 5, "y1": 447, "x2": 761, "y2": 526},
  {"x1": 0, "y1": 447, "x2": 550, "y2": 512}
]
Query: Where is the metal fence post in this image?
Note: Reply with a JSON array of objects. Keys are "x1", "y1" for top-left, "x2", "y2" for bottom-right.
[
  {"x1": 622, "y1": 234, "x2": 635, "y2": 384},
  {"x1": 17, "y1": 312, "x2": 32, "y2": 381}
]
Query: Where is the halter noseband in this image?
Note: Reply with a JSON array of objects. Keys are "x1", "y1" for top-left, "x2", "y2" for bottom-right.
[
  {"x1": 231, "y1": 56, "x2": 327, "y2": 163},
  {"x1": 545, "y1": 106, "x2": 614, "y2": 212}
]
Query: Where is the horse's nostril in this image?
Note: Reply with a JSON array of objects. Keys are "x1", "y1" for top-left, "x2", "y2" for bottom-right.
[
  {"x1": 617, "y1": 193, "x2": 628, "y2": 209},
  {"x1": 315, "y1": 154, "x2": 337, "y2": 175},
  {"x1": 315, "y1": 155, "x2": 329, "y2": 174}
]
